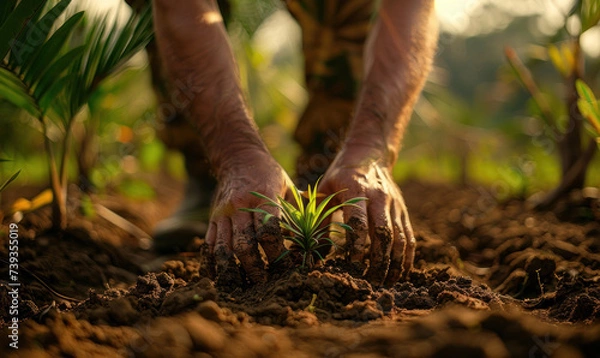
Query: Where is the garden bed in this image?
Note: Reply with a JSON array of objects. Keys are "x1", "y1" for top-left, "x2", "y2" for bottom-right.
[{"x1": 1, "y1": 180, "x2": 599, "y2": 357}]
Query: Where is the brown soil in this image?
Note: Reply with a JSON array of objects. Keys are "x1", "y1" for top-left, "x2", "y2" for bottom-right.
[{"x1": 1, "y1": 180, "x2": 600, "y2": 357}]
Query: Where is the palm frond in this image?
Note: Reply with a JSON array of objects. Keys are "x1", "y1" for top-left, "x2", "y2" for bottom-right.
[
  {"x1": 0, "y1": 0, "x2": 46, "y2": 60},
  {"x1": 0, "y1": 0, "x2": 82, "y2": 119},
  {"x1": 53, "y1": 4, "x2": 153, "y2": 121}
]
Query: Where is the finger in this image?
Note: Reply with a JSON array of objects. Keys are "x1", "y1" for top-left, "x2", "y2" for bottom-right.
[
  {"x1": 383, "y1": 203, "x2": 405, "y2": 287},
  {"x1": 212, "y1": 216, "x2": 242, "y2": 288},
  {"x1": 206, "y1": 221, "x2": 217, "y2": 252},
  {"x1": 232, "y1": 210, "x2": 266, "y2": 284},
  {"x1": 400, "y1": 208, "x2": 416, "y2": 278},
  {"x1": 254, "y1": 205, "x2": 286, "y2": 265},
  {"x1": 205, "y1": 221, "x2": 217, "y2": 279},
  {"x1": 342, "y1": 194, "x2": 368, "y2": 262},
  {"x1": 365, "y1": 193, "x2": 393, "y2": 286}
]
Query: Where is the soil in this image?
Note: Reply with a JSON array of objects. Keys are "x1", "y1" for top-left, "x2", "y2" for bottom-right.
[{"x1": 1, "y1": 179, "x2": 600, "y2": 357}]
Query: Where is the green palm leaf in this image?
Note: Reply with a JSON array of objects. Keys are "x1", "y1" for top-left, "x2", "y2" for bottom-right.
[
  {"x1": 8, "y1": 0, "x2": 73, "y2": 71},
  {"x1": 52, "y1": 4, "x2": 153, "y2": 120},
  {"x1": 23, "y1": 11, "x2": 84, "y2": 85},
  {"x1": 0, "y1": 67, "x2": 40, "y2": 116},
  {"x1": 1, "y1": 0, "x2": 81, "y2": 119},
  {"x1": 0, "y1": 0, "x2": 45, "y2": 60}
]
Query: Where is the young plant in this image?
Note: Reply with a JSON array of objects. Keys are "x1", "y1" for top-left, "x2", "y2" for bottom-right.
[
  {"x1": 0, "y1": 1, "x2": 153, "y2": 229},
  {"x1": 242, "y1": 180, "x2": 366, "y2": 269},
  {"x1": 504, "y1": 0, "x2": 600, "y2": 208}
]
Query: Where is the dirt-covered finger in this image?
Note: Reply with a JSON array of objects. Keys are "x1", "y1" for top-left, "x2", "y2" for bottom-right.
[
  {"x1": 213, "y1": 217, "x2": 243, "y2": 288},
  {"x1": 254, "y1": 205, "x2": 287, "y2": 265},
  {"x1": 400, "y1": 208, "x2": 416, "y2": 278},
  {"x1": 232, "y1": 210, "x2": 266, "y2": 284},
  {"x1": 205, "y1": 222, "x2": 217, "y2": 279},
  {"x1": 384, "y1": 200, "x2": 406, "y2": 285},
  {"x1": 364, "y1": 195, "x2": 393, "y2": 286},
  {"x1": 343, "y1": 196, "x2": 368, "y2": 262}
]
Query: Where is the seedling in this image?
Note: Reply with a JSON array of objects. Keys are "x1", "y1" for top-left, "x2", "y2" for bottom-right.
[
  {"x1": 504, "y1": 0, "x2": 600, "y2": 208},
  {"x1": 242, "y1": 179, "x2": 366, "y2": 269}
]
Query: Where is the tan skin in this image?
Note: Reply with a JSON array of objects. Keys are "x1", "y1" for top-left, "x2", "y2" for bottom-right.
[{"x1": 152, "y1": 0, "x2": 437, "y2": 286}]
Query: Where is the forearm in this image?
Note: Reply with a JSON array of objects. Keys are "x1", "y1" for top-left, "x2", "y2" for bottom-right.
[
  {"x1": 344, "y1": 0, "x2": 438, "y2": 167},
  {"x1": 152, "y1": 0, "x2": 268, "y2": 177}
]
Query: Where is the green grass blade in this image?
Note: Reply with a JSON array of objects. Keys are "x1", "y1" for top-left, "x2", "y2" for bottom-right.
[
  {"x1": 287, "y1": 235, "x2": 307, "y2": 248},
  {"x1": 0, "y1": 170, "x2": 21, "y2": 192},
  {"x1": 312, "y1": 189, "x2": 345, "y2": 226},
  {"x1": 239, "y1": 207, "x2": 274, "y2": 224},
  {"x1": 333, "y1": 222, "x2": 353, "y2": 231},
  {"x1": 249, "y1": 191, "x2": 280, "y2": 206},
  {"x1": 274, "y1": 249, "x2": 291, "y2": 263},
  {"x1": 282, "y1": 224, "x2": 304, "y2": 239},
  {"x1": 314, "y1": 198, "x2": 366, "y2": 230},
  {"x1": 290, "y1": 185, "x2": 305, "y2": 214}
]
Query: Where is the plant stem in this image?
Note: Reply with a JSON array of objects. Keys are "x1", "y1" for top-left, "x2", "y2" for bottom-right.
[
  {"x1": 42, "y1": 116, "x2": 66, "y2": 230},
  {"x1": 536, "y1": 139, "x2": 597, "y2": 209},
  {"x1": 59, "y1": 119, "x2": 75, "y2": 194}
]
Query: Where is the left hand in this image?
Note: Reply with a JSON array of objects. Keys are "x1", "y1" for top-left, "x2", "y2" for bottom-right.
[{"x1": 319, "y1": 147, "x2": 416, "y2": 286}]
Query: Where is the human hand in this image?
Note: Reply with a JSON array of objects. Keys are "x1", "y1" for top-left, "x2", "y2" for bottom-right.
[
  {"x1": 206, "y1": 153, "x2": 294, "y2": 286},
  {"x1": 320, "y1": 148, "x2": 415, "y2": 286}
]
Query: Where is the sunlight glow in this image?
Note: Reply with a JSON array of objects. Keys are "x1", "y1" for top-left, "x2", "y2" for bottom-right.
[
  {"x1": 435, "y1": 0, "x2": 481, "y2": 34},
  {"x1": 200, "y1": 11, "x2": 223, "y2": 25}
]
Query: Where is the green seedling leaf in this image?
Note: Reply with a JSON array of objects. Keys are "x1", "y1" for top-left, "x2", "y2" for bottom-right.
[
  {"x1": 581, "y1": 0, "x2": 600, "y2": 33},
  {"x1": 548, "y1": 43, "x2": 575, "y2": 78},
  {"x1": 241, "y1": 177, "x2": 367, "y2": 269},
  {"x1": 239, "y1": 207, "x2": 275, "y2": 224},
  {"x1": 505, "y1": 46, "x2": 556, "y2": 128},
  {"x1": 0, "y1": 170, "x2": 21, "y2": 193},
  {"x1": 576, "y1": 79, "x2": 600, "y2": 135}
]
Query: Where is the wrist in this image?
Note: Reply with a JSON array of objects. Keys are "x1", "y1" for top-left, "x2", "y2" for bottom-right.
[
  {"x1": 208, "y1": 131, "x2": 272, "y2": 179},
  {"x1": 343, "y1": 121, "x2": 399, "y2": 169},
  {"x1": 335, "y1": 139, "x2": 397, "y2": 171}
]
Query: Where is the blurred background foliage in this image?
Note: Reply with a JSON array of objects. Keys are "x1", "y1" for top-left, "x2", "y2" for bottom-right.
[{"x1": 1, "y1": 0, "x2": 599, "y2": 202}]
